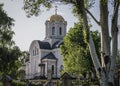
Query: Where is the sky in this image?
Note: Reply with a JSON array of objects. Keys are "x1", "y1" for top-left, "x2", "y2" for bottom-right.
[
  {"x1": 0, "y1": 0, "x2": 78, "y2": 51},
  {"x1": 0, "y1": 0, "x2": 120, "y2": 51}
]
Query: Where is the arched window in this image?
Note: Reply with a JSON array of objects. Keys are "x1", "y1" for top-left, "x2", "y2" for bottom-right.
[
  {"x1": 33, "y1": 50, "x2": 34, "y2": 56},
  {"x1": 52, "y1": 65, "x2": 54, "y2": 74},
  {"x1": 59, "y1": 27, "x2": 62, "y2": 35},
  {"x1": 37, "y1": 48, "x2": 39, "y2": 55},
  {"x1": 35, "y1": 47, "x2": 37, "y2": 55},
  {"x1": 52, "y1": 27, "x2": 55, "y2": 35}
]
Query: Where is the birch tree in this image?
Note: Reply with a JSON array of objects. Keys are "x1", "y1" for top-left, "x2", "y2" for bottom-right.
[{"x1": 23, "y1": 0, "x2": 120, "y2": 85}]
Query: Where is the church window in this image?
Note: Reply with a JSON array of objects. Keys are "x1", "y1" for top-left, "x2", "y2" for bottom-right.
[
  {"x1": 59, "y1": 27, "x2": 62, "y2": 35},
  {"x1": 35, "y1": 47, "x2": 38, "y2": 55},
  {"x1": 33, "y1": 50, "x2": 34, "y2": 56},
  {"x1": 33, "y1": 47, "x2": 39, "y2": 55},
  {"x1": 60, "y1": 65, "x2": 64, "y2": 71},
  {"x1": 35, "y1": 47, "x2": 36, "y2": 55},
  {"x1": 37, "y1": 48, "x2": 39, "y2": 55},
  {"x1": 52, "y1": 65, "x2": 54, "y2": 74},
  {"x1": 52, "y1": 27, "x2": 55, "y2": 35}
]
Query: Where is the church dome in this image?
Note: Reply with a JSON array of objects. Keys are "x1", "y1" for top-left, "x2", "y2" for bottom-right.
[{"x1": 47, "y1": 14, "x2": 65, "y2": 22}]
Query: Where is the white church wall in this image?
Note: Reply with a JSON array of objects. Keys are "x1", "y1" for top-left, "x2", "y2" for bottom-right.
[
  {"x1": 63, "y1": 23, "x2": 67, "y2": 36},
  {"x1": 53, "y1": 48, "x2": 63, "y2": 77},
  {"x1": 34, "y1": 56, "x2": 40, "y2": 75},
  {"x1": 30, "y1": 54, "x2": 42, "y2": 78},
  {"x1": 42, "y1": 60, "x2": 48, "y2": 76},
  {"x1": 42, "y1": 59, "x2": 57, "y2": 78},
  {"x1": 28, "y1": 40, "x2": 43, "y2": 79}
]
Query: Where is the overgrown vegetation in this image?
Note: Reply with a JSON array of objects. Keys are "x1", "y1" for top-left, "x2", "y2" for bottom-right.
[
  {"x1": 60, "y1": 21, "x2": 100, "y2": 85},
  {"x1": 0, "y1": 3, "x2": 22, "y2": 86}
]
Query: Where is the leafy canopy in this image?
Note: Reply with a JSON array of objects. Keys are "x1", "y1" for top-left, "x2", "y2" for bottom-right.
[
  {"x1": 60, "y1": 21, "x2": 100, "y2": 76},
  {"x1": 0, "y1": 4, "x2": 22, "y2": 78},
  {"x1": 23, "y1": 0, "x2": 95, "y2": 17}
]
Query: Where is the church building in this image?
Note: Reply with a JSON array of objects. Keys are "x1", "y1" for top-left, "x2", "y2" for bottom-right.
[{"x1": 25, "y1": 9, "x2": 67, "y2": 79}]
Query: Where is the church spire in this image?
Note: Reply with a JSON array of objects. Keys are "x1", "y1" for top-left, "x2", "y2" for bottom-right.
[{"x1": 55, "y1": 6, "x2": 58, "y2": 15}]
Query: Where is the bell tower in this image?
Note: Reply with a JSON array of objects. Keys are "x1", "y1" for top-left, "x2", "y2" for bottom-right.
[{"x1": 45, "y1": 7, "x2": 67, "y2": 45}]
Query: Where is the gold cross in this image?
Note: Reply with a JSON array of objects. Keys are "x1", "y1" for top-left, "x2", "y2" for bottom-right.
[{"x1": 55, "y1": 6, "x2": 58, "y2": 15}]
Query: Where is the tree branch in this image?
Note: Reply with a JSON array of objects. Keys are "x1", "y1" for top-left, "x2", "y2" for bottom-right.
[{"x1": 85, "y1": 9, "x2": 100, "y2": 26}]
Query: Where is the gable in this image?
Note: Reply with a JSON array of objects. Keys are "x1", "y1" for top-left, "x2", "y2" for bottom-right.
[{"x1": 41, "y1": 52, "x2": 57, "y2": 60}]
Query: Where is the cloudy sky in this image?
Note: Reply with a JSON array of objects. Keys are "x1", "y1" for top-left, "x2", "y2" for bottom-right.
[{"x1": 0, "y1": 0, "x2": 120, "y2": 51}]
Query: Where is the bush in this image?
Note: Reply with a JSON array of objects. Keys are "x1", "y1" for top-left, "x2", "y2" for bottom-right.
[
  {"x1": 30, "y1": 83, "x2": 42, "y2": 86},
  {"x1": 12, "y1": 81, "x2": 25, "y2": 86},
  {"x1": 12, "y1": 80, "x2": 42, "y2": 86}
]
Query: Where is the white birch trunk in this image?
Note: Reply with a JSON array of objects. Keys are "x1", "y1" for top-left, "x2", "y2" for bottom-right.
[
  {"x1": 89, "y1": 34, "x2": 107, "y2": 86},
  {"x1": 76, "y1": 0, "x2": 119, "y2": 86},
  {"x1": 108, "y1": 33, "x2": 118, "y2": 85},
  {"x1": 108, "y1": 1, "x2": 119, "y2": 85},
  {"x1": 76, "y1": 0, "x2": 108, "y2": 85}
]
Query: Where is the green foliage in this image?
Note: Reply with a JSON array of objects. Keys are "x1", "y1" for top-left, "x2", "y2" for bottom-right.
[
  {"x1": 0, "y1": 4, "x2": 14, "y2": 28},
  {"x1": 101, "y1": 0, "x2": 107, "y2": 4},
  {"x1": 60, "y1": 21, "x2": 100, "y2": 76},
  {"x1": 23, "y1": 0, "x2": 52, "y2": 17},
  {"x1": 23, "y1": 0, "x2": 95, "y2": 18},
  {"x1": 11, "y1": 81, "x2": 43, "y2": 86},
  {"x1": 0, "y1": 4, "x2": 22, "y2": 79},
  {"x1": 83, "y1": 28, "x2": 89, "y2": 43},
  {"x1": 0, "y1": 82, "x2": 2, "y2": 86},
  {"x1": 12, "y1": 81, "x2": 26, "y2": 86},
  {"x1": 60, "y1": 22, "x2": 84, "y2": 74}
]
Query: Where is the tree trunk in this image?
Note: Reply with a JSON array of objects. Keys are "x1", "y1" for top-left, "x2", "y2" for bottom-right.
[
  {"x1": 108, "y1": 1, "x2": 119, "y2": 85},
  {"x1": 100, "y1": 0, "x2": 110, "y2": 70},
  {"x1": 76, "y1": 0, "x2": 107, "y2": 85},
  {"x1": 89, "y1": 34, "x2": 107, "y2": 86},
  {"x1": 99, "y1": 1, "x2": 111, "y2": 85},
  {"x1": 75, "y1": 0, "x2": 119, "y2": 86}
]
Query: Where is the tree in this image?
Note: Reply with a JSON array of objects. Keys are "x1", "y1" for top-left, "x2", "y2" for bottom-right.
[
  {"x1": 61, "y1": 21, "x2": 100, "y2": 85},
  {"x1": 116, "y1": 50, "x2": 120, "y2": 64},
  {"x1": 23, "y1": 0, "x2": 120, "y2": 86},
  {"x1": 61, "y1": 22, "x2": 91, "y2": 74},
  {"x1": 0, "y1": 4, "x2": 22, "y2": 86}
]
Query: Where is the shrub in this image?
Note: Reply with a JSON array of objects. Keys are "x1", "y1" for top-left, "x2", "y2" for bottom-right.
[
  {"x1": 12, "y1": 80, "x2": 42, "y2": 86},
  {"x1": 12, "y1": 81, "x2": 25, "y2": 86}
]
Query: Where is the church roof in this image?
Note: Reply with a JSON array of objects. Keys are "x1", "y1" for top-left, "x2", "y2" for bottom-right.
[
  {"x1": 37, "y1": 40, "x2": 51, "y2": 49},
  {"x1": 37, "y1": 40, "x2": 63, "y2": 49},
  {"x1": 42, "y1": 52, "x2": 57, "y2": 60},
  {"x1": 52, "y1": 41, "x2": 63, "y2": 49},
  {"x1": 47, "y1": 14, "x2": 65, "y2": 22},
  {"x1": 32, "y1": 40, "x2": 63, "y2": 50}
]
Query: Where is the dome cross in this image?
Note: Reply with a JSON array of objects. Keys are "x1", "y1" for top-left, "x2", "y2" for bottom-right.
[{"x1": 55, "y1": 6, "x2": 58, "y2": 15}]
